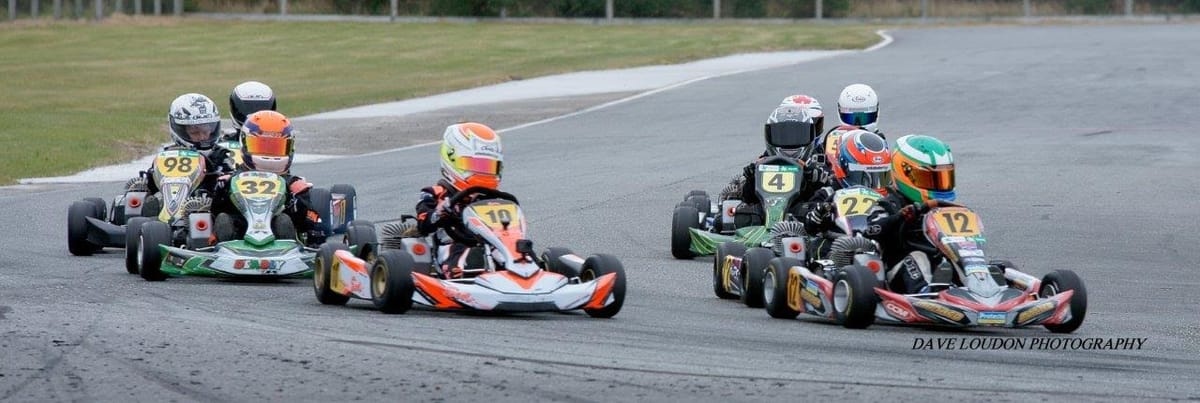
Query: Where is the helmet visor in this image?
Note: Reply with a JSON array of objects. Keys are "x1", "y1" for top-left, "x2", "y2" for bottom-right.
[
  {"x1": 843, "y1": 163, "x2": 892, "y2": 189},
  {"x1": 765, "y1": 121, "x2": 817, "y2": 149},
  {"x1": 455, "y1": 156, "x2": 501, "y2": 176},
  {"x1": 183, "y1": 122, "x2": 218, "y2": 143},
  {"x1": 840, "y1": 111, "x2": 878, "y2": 127},
  {"x1": 908, "y1": 165, "x2": 955, "y2": 191},
  {"x1": 244, "y1": 135, "x2": 294, "y2": 158}
]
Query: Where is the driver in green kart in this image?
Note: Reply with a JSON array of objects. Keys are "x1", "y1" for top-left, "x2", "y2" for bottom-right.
[
  {"x1": 720, "y1": 104, "x2": 825, "y2": 227},
  {"x1": 413, "y1": 122, "x2": 505, "y2": 279},
  {"x1": 211, "y1": 111, "x2": 323, "y2": 245}
]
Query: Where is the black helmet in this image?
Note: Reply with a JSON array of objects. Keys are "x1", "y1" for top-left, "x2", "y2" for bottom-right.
[
  {"x1": 229, "y1": 81, "x2": 276, "y2": 129},
  {"x1": 763, "y1": 105, "x2": 818, "y2": 159}
]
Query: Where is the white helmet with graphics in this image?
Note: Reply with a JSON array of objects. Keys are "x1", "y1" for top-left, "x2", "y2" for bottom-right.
[
  {"x1": 837, "y1": 84, "x2": 879, "y2": 132},
  {"x1": 168, "y1": 93, "x2": 221, "y2": 151},
  {"x1": 779, "y1": 94, "x2": 824, "y2": 134},
  {"x1": 439, "y1": 122, "x2": 503, "y2": 191}
]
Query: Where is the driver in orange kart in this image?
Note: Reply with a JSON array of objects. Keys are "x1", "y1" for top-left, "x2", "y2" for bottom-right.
[{"x1": 414, "y1": 123, "x2": 505, "y2": 279}]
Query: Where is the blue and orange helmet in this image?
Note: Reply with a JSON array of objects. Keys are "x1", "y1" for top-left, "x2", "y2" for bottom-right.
[{"x1": 832, "y1": 129, "x2": 892, "y2": 193}]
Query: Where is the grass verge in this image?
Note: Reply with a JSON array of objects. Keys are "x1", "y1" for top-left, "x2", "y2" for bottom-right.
[{"x1": 0, "y1": 18, "x2": 881, "y2": 184}]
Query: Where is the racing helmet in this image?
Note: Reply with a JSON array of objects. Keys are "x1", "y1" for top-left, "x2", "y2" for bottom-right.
[
  {"x1": 779, "y1": 94, "x2": 824, "y2": 134},
  {"x1": 892, "y1": 135, "x2": 955, "y2": 202},
  {"x1": 440, "y1": 122, "x2": 502, "y2": 191},
  {"x1": 168, "y1": 93, "x2": 222, "y2": 151},
  {"x1": 240, "y1": 111, "x2": 295, "y2": 175},
  {"x1": 764, "y1": 105, "x2": 818, "y2": 159},
  {"x1": 837, "y1": 84, "x2": 879, "y2": 132},
  {"x1": 833, "y1": 130, "x2": 892, "y2": 194},
  {"x1": 229, "y1": 81, "x2": 277, "y2": 130}
]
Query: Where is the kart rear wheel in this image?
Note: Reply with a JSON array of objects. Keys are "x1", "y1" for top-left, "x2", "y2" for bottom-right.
[
  {"x1": 214, "y1": 213, "x2": 239, "y2": 243},
  {"x1": 329, "y1": 184, "x2": 358, "y2": 234},
  {"x1": 68, "y1": 201, "x2": 100, "y2": 256},
  {"x1": 271, "y1": 214, "x2": 299, "y2": 242},
  {"x1": 764, "y1": 257, "x2": 802, "y2": 319},
  {"x1": 740, "y1": 248, "x2": 773, "y2": 308},
  {"x1": 686, "y1": 191, "x2": 711, "y2": 216},
  {"x1": 83, "y1": 197, "x2": 108, "y2": 222},
  {"x1": 581, "y1": 254, "x2": 626, "y2": 318},
  {"x1": 833, "y1": 265, "x2": 878, "y2": 329},
  {"x1": 712, "y1": 242, "x2": 745, "y2": 299},
  {"x1": 308, "y1": 187, "x2": 334, "y2": 237},
  {"x1": 345, "y1": 220, "x2": 377, "y2": 257},
  {"x1": 670, "y1": 205, "x2": 700, "y2": 259},
  {"x1": 314, "y1": 242, "x2": 351, "y2": 306},
  {"x1": 124, "y1": 217, "x2": 150, "y2": 274},
  {"x1": 138, "y1": 221, "x2": 171, "y2": 281},
  {"x1": 111, "y1": 196, "x2": 127, "y2": 225},
  {"x1": 541, "y1": 247, "x2": 579, "y2": 277},
  {"x1": 372, "y1": 250, "x2": 415, "y2": 314},
  {"x1": 1040, "y1": 270, "x2": 1087, "y2": 334}
]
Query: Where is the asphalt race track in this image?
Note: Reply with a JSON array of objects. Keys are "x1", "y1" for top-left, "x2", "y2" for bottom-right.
[{"x1": 3, "y1": 24, "x2": 1199, "y2": 402}]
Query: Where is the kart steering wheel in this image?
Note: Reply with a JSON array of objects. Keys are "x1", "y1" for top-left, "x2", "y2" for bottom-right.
[
  {"x1": 898, "y1": 199, "x2": 964, "y2": 255},
  {"x1": 439, "y1": 187, "x2": 521, "y2": 245}
]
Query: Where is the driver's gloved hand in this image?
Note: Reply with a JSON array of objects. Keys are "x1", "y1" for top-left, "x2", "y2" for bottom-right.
[
  {"x1": 899, "y1": 202, "x2": 930, "y2": 223},
  {"x1": 806, "y1": 202, "x2": 832, "y2": 226}
]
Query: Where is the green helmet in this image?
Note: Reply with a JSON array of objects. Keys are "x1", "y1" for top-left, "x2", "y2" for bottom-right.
[{"x1": 891, "y1": 135, "x2": 956, "y2": 203}]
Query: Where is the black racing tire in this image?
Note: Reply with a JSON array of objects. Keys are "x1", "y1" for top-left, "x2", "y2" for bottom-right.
[
  {"x1": 314, "y1": 242, "x2": 351, "y2": 306},
  {"x1": 138, "y1": 221, "x2": 171, "y2": 281},
  {"x1": 541, "y1": 247, "x2": 579, "y2": 277},
  {"x1": 1040, "y1": 270, "x2": 1087, "y2": 334},
  {"x1": 686, "y1": 190, "x2": 708, "y2": 198},
  {"x1": 372, "y1": 250, "x2": 415, "y2": 314},
  {"x1": 764, "y1": 257, "x2": 802, "y2": 319},
  {"x1": 740, "y1": 247, "x2": 774, "y2": 308},
  {"x1": 307, "y1": 187, "x2": 334, "y2": 237},
  {"x1": 833, "y1": 265, "x2": 878, "y2": 329},
  {"x1": 271, "y1": 214, "x2": 299, "y2": 242},
  {"x1": 142, "y1": 195, "x2": 162, "y2": 218},
  {"x1": 329, "y1": 184, "x2": 358, "y2": 234},
  {"x1": 215, "y1": 213, "x2": 238, "y2": 243},
  {"x1": 83, "y1": 197, "x2": 108, "y2": 222},
  {"x1": 111, "y1": 200, "x2": 127, "y2": 226},
  {"x1": 581, "y1": 254, "x2": 626, "y2": 318},
  {"x1": 712, "y1": 242, "x2": 745, "y2": 299},
  {"x1": 686, "y1": 191, "x2": 711, "y2": 216},
  {"x1": 670, "y1": 205, "x2": 700, "y2": 259},
  {"x1": 124, "y1": 217, "x2": 150, "y2": 274},
  {"x1": 68, "y1": 201, "x2": 100, "y2": 256},
  {"x1": 345, "y1": 220, "x2": 377, "y2": 254}
]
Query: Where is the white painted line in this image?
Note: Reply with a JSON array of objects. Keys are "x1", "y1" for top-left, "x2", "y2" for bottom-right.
[{"x1": 864, "y1": 30, "x2": 894, "y2": 53}]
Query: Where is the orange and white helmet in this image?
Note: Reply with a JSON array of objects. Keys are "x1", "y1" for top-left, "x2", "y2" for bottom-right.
[
  {"x1": 440, "y1": 123, "x2": 502, "y2": 191},
  {"x1": 240, "y1": 111, "x2": 295, "y2": 175}
]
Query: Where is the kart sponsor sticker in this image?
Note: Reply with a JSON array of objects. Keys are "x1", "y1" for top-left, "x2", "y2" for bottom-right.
[
  {"x1": 979, "y1": 311, "x2": 1006, "y2": 325},
  {"x1": 884, "y1": 301, "x2": 912, "y2": 320},
  {"x1": 957, "y1": 249, "x2": 984, "y2": 258},
  {"x1": 964, "y1": 265, "x2": 990, "y2": 277},
  {"x1": 1017, "y1": 301, "x2": 1055, "y2": 324},
  {"x1": 800, "y1": 286, "x2": 823, "y2": 310},
  {"x1": 913, "y1": 300, "x2": 965, "y2": 322}
]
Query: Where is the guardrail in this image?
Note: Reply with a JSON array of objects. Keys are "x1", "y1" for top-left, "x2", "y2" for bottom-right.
[{"x1": 1, "y1": 0, "x2": 1182, "y2": 23}]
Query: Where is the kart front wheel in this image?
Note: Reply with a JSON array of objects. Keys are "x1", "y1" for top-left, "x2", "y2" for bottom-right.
[
  {"x1": 272, "y1": 214, "x2": 299, "y2": 242},
  {"x1": 764, "y1": 257, "x2": 802, "y2": 319},
  {"x1": 1040, "y1": 270, "x2": 1087, "y2": 334},
  {"x1": 581, "y1": 254, "x2": 626, "y2": 318},
  {"x1": 214, "y1": 213, "x2": 238, "y2": 244},
  {"x1": 740, "y1": 247, "x2": 773, "y2": 308},
  {"x1": 712, "y1": 242, "x2": 745, "y2": 299},
  {"x1": 833, "y1": 265, "x2": 877, "y2": 329},
  {"x1": 670, "y1": 205, "x2": 700, "y2": 259},
  {"x1": 314, "y1": 242, "x2": 350, "y2": 306},
  {"x1": 124, "y1": 217, "x2": 150, "y2": 274},
  {"x1": 138, "y1": 221, "x2": 171, "y2": 281},
  {"x1": 67, "y1": 201, "x2": 100, "y2": 256},
  {"x1": 372, "y1": 250, "x2": 415, "y2": 314},
  {"x1": 541, "y1": 247, "x2": 579, "y2": 277}
]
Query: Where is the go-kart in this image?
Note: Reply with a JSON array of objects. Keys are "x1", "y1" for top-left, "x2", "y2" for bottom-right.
[
  {"x1": 66, "y1": 150, "x2": 188, "y2": 256},
  {"x1": 761, "y1": 201, "x2": 1088, "y2": 333},
  {"x1": 129, "y1": 170, "x2": 317, "y2": 281},
  {"x1": 313, "y1": 187, "x2": 626, "y2": 317},
  {"x1": 697, "y1": 156, "x2": 810, "y2": 309}
]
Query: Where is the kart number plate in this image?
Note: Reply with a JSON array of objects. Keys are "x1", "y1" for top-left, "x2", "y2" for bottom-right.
[
  {"x1": 758, "y1": 170, "x2": 798, "y2": 194},
  {"x1": 469, "y1": 204, "x2": 520, "y2": 229},
  {"x1": 931, "y1": 207, "x2": 981, "y2": 237},
  {"x1": 234, "y1": 175, "x2": 282, "y2": 199},
  {"x1": 834, "y1": 192, "x2": 879, "y2": 218},
  {"x1": 154, "y1": 152, "x2": 203, "y2": 178}
]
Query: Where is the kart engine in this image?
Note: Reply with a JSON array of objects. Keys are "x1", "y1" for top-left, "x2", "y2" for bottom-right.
[{"x1": 180, "y1": 195, "x2": 212, "y2": 214}]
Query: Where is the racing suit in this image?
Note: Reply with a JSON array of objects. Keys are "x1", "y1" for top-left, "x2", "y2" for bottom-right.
[
  {"x1": 210, "y1": 171, "x2": 321, "y2": 245},
  {"x1": 414, "y1": 180, "x2": 486, "y2": 279}
]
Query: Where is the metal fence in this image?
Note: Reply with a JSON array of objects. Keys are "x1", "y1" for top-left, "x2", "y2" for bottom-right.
[{"x1": 4, "y1": 0, "x2": 1193, "y2": 22}]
